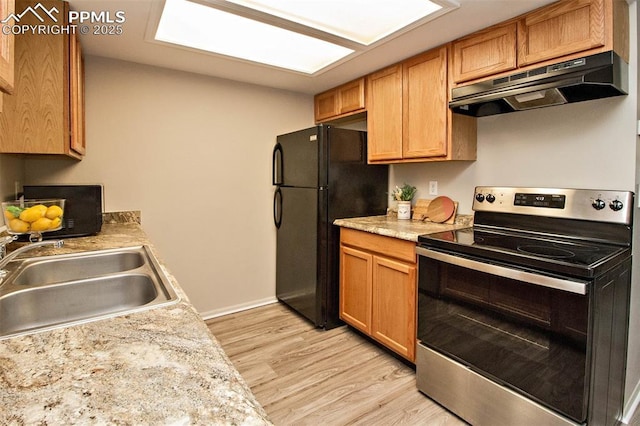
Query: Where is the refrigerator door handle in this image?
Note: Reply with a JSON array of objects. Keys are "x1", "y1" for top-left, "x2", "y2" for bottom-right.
[
  {"x1": 272, "y1": 143, "x2": 283, "y2": 186},
  {"x1": 273, "y1": 187, "x2": 282, "y2": 229}
]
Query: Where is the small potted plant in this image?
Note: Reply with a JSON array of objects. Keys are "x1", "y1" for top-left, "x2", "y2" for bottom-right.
[{"x1": 392, "y1": 184, "x2": 417, "y2": 220}]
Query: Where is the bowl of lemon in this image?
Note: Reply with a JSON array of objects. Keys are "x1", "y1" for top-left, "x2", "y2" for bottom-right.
[{"x1": 2, "y1": 199, "x2": 65, "y2": 241}]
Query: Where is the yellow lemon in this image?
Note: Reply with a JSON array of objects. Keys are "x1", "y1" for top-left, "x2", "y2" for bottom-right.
[
  {"x1": 4, "y1": 209, "x2": 15, "y2": 221},
  {"x1": 31, "y1": 217, "x2": 53, "y2": 232},
  {"x1": 19, "y1": 206, "x2": 45, "y2": 223},
  {"x1": 49, "y1": 217, "x2": 62, "y2": 230},
  {"x1": 34, "y1": 204, "x2": 48, "y2": 216},
  {"x1": 45, "y1": 205, "x2": 63, "y2": 219},
  {"x1": 9, "y1": 218, "x2": 30, "y2": 233}
]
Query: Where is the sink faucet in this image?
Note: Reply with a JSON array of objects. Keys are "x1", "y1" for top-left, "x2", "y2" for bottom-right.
[
  {"x1": 0, "y1": 235, "x2": 16, "y2": 260},
  {"x1": 0, "y1": 237, "x2": 64, "y2": 279}
]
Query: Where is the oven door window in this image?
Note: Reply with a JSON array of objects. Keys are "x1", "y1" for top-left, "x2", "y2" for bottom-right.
[{"x1": 418, "y1": 255, "x2": 590, "y2": 423}]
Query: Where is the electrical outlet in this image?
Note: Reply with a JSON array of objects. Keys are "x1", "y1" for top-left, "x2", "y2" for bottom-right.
[{"x1": 429, "y1": 181, "x2": 438, "y2": 195}]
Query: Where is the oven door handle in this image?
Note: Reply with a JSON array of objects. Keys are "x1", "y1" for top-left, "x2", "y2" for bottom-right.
[{"x1": 416, "y1": 246, "x2": 589, "y2": 295}]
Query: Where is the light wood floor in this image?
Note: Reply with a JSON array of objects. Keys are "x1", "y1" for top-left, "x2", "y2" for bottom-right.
[
  {"x1": 206, "y1": 302, "x2": 466, "y2": 425},
  {"x1": 207, "y1": 302, "x2": 640, "y2": 426}
]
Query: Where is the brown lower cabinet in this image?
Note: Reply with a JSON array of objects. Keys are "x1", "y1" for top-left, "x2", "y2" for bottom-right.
[{"x1": 339, "y1": 228, "x2": 417, "y2": 362}]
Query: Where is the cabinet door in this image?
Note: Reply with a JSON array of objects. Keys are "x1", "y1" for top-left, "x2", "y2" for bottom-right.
[
  {"x1": 0, "y1": 0, "x2": 15, "y2": 94},
  {"x1": 340, "y1": 245, "x2": 373, "y2": 334},
  {"x1": 70, "y1": 32, "x2": 85, "y2": 156},
  {"x1": 366, "y1": 64, "x2": 403, "y2": 162},
  {"x1": 0, "y1": 0, "x2": 68, "y2": 154},
  {"x1": 452, "y1": 23, "x2": 517, "y2": 84},
  {"x1": 337, "y1": 78, "x2": 365, "y2": 115},
  {"x1": 314, "y1": 90, "x2": 338, "y2": 122},
  {"x1": 0, "y1": 0, "x2": 82, "y2": 159},
  {"x1": 403, "y1": 47, "x2": 448, "y2": 159},
  {"x1": 314, "y1": 78, "x2": 365, "y2": 123},
  {"x1": 518, "y1": 0, "x2": 606, "y2": 66},
  {"x1": 371, "y1": 256, "x2": 416, "y2": 362}
]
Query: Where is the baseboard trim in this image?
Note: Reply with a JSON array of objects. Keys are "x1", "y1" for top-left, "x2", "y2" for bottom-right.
[
  {"x1": 199, "y1": 297, "x2": 278, "y2": 321},
  {"x1": 622, "y1": 380, "x2": 640, "y2": 424}
]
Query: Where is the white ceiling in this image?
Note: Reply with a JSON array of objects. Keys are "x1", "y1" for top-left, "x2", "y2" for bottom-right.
[{"x1": 67, "y1": 0, "x2": 557, "y2": 95}]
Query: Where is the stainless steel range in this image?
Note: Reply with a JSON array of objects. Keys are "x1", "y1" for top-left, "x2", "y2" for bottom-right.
[{"x1": 416, "y1": 187, "x2": 633, "y2": 426}]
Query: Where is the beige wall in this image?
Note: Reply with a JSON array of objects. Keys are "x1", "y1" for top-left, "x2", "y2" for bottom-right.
[
  {"x1": 391, "y1": 94, "x2": 637, "y2": 212},
  {"x1": 24, "y1": 56, "x2": 314, "y2": 317},
  {"x1": 0, "y1": 154, "x2": 24, "y2": 202}
]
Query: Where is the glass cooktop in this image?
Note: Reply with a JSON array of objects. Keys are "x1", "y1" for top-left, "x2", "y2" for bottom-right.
[{"x1": 418, "y1": 227, "x2": 629, "y2": 279}]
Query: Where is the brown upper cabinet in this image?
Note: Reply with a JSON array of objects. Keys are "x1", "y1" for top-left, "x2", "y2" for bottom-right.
[
  {"x1": 0, "y1": 0, "x2": 85, "y2": 159},
  {"x1": 367, "y1": 46, "x2": 476, "y2": 164},
  {"x1": 452, "y1": 0, "x2": 628, "y2": 86},
  {"x1": 0, "y1": 0, "x2": 15, "y2": 96},
  {"x1": 451, "y1": 23, "x2": 517, "y2": 85},
  {"x1": 517, "y1": 0, "x2": 625, "y2": 66},
  {"x1": 313, "y1": 0, "x2": 626, "y2": 161},
  {"x1": 314, "y1": 78, "x2": 365, "y2": 123}
]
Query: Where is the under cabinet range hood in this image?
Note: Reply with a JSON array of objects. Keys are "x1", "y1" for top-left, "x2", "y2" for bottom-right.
[{"x1": 449, "y1": 51, "x2": 628, "y2": 117}]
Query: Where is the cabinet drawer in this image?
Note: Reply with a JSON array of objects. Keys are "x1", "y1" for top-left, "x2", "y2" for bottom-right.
[{"x1": 341, "y1": 228, "x2": 416, "y2": 264}]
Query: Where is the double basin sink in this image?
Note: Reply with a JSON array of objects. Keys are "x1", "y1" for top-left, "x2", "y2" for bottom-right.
[{"x1": 0, "y1": 245, "x2": 180, "y2": 340}]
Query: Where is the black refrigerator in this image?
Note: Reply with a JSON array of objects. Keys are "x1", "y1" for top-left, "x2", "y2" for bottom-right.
[{"x1": 272, "y1": 125, "x2": 388, "y2": 329}]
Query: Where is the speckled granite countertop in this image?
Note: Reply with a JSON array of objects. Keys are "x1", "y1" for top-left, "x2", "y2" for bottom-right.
[
  {"x1": 334, "y1": 214, "x2": 474, "y2": 242},
  {"x1": 0, "y1": 221, "x2": 271, "y2": 425}
]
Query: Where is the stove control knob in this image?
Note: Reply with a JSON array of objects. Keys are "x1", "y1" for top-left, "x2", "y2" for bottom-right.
[
  {"x1": 610, "y1": 200, "x2": 624, "y2": 211},
  {"x1": 592, "y1": 199, "x2": 606, "y2": 210},
  {"x1": 475, "y1": 193, "x2": 485, "y2": 202},
  {"x1": 486, "y1": 194, "x2": 496, "y2": 203}
]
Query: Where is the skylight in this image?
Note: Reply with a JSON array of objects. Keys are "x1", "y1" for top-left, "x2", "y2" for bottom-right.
[
  {"x1": 154, "y1": 0, "x2": 456, "y2": 75},
  {"x1": 156, "y1": 0, "x2": 354, "y2": 74},
  {"x1": 225, "y1": 0, "x2": 444, "y2": 45}
]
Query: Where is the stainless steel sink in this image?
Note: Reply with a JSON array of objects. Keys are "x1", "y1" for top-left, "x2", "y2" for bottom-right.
[
  {"x1": 0, "y1": 246, "x2": 180, "y2": 339},
  {"x1": 11, "y1": 249, "x2": 146, "y2": 286}
]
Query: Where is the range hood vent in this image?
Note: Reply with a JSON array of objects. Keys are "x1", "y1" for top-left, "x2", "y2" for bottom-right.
[{"x1": 449, "y1": 51, "x2": 628, "y2": 117}]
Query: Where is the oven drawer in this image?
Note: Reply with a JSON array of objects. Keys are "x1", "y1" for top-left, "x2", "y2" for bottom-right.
[{"x1": 416, "y1": 344, "x2": 580, "y2": 426}]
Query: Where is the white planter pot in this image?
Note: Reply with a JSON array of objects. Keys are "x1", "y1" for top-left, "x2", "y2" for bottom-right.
[{"x1": 397, "y1": 201, "x2": 411, "y2": 220}]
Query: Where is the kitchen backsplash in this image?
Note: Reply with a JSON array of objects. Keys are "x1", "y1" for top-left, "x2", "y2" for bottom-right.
[{"x1": 102, "y1": 211, "x2": 141, "y2": 225}]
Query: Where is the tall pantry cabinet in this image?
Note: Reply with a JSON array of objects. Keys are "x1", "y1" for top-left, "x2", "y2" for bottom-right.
[{"x1": 0, "y1": 0, "x2": 85, "y2": 158}]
